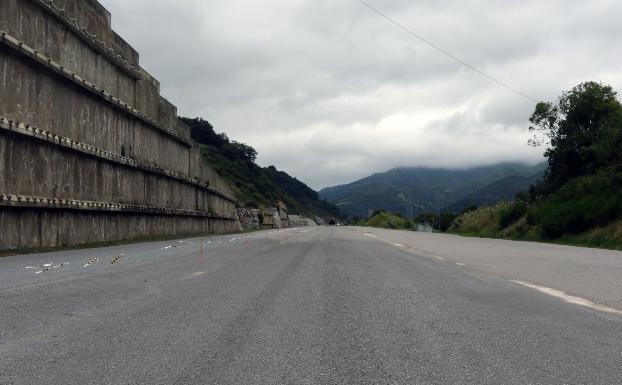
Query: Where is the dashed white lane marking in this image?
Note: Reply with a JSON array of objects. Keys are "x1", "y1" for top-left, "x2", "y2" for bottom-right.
[
  {"x1": 184, "y1": 271, "x2": 207, "y2": 280},
  {"x1": 391, "y1": 243, "x2": 406, "y2": 248},
  {"x1": 433, "y1": 256, "x2": 446, "y2": 261},
  {"x1": 364, "y1": 233, "x2": 377, "y2": 238},
  {"x1": 512, "y1": 280, "x2": 622, "y2": 317},
  {"x1": 455, "y1": 262, "x2": 466, "y2": 266}
]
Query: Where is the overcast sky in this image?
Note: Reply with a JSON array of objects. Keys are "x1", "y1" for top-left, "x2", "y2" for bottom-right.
[{"x1": 100, "y1": 0, "x2": 622, "y2": 189}]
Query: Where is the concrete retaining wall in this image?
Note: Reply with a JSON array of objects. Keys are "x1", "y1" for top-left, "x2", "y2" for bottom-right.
[
  {"x1": 0, "y1": 207, "x2": 238, "y2": 250},
  {"x1": 0, "y1": 0, "x2": 239, "y2": 252}
]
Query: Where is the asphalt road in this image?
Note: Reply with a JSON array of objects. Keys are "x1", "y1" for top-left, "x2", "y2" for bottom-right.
[
  {"x1": 353, "y1": 227, "x2": 622, "y2": 309},
  {"x1": 1, "y1": 227, "x2": 621, "y2": 384}
]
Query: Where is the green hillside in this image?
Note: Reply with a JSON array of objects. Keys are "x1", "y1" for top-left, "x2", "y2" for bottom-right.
[
  {"x1": 358, "y1": 210, "x2": 412, "y2": 230},
  {"x1": 319, "y1": 163, "x2": 545, "y2": 219},
  {"x1": 181, "y1": 117, "x2": 341, "y2": 218},
  {"x1": 451, "y1": 82, "x2": 622, "y2": 249},
  {"x1": 447, "y1": 172, "x2": 544, "y2": 213}
]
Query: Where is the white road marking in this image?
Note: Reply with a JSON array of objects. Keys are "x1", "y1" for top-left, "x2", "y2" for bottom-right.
[
  {"x1": 364, "y1": 233, "x2": 377, "y2": 238},
  {"x1": 455, "y1": 263, "x2": 466, "y2": 266},
  {"x1": 35, "y1": 262, "x2": 69, "y2": 274},
  {"x1": 28, "y1": 262, "x2": 69, "y2": 274},
  {"x1": 433, "y1": 256, "x2": 446, "y2": 261},
  {"x1": 184, "y1": 271, "x2": 207, "y2": 280},
  {"x1": 512, "y1": 280, "x2": 622, "y2": 317},
  {"x1": 392, "y1": 243, "x2": 406, "y2": 248}
]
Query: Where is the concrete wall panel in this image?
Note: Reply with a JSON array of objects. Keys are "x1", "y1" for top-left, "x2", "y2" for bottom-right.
[
  {"x1": 0, "y1": 0, "x2": 239, "y2": 252},
  {"x1": 0, "y1": 207, "x2": 239, "y2": 251}
]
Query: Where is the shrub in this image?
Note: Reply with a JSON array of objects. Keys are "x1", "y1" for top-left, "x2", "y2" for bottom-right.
[
  {"x1": 438, "y1": 212, "x2": 457, "y2": 232},
  {"x1": 536, "y1": 172, "x2": 622, "y2": 238},
  {"x1": 362, "y1": 211, "x2": 411, "y2": 230},
  {"x1": 499, "y1": 201, "x2": 528, "y2": 229},
  {"x1": 449, "y1": 203, "x2": 510, "y2": 236},
  {"x1": 461, "y1": 205, "x2": 479, "y2": 215}
]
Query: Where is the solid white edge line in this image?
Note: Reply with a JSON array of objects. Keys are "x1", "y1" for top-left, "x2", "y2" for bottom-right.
[{"x1": 512, "y1": 280, "x2": 622, "y2": 317}]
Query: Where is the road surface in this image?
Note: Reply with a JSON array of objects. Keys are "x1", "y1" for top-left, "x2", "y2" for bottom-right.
[{"x1": 1, "y1": 227, "x2": 621, "y2": 384}]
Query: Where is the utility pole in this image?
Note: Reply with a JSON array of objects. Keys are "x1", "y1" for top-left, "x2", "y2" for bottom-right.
[{"x1": 409, "y1": 193, "x2": 413, "y2": 224}]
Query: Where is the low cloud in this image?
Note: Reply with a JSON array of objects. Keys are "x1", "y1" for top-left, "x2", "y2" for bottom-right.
[{"x1": 101, "y1": 0, "x2": 622, "y2": 189}]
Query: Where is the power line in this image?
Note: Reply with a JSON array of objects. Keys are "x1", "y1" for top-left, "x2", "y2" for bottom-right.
[{"x1": 356, "y1": 0, "x2": 539, "y2": 103}]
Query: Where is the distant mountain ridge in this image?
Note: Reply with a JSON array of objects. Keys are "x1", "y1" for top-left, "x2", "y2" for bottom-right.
[{"x1": 319, "y1": 163, "x2": 546, "y2": 218}]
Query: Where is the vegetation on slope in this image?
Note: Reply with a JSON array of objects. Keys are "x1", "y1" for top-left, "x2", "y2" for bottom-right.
[
  {"x1": 357, "y1": 209, "x2": 458, "y2": 232},
  {"x1": 181, "y1": 117, "x2": 341, "y2": 218},
  {"x1": 446, "y1": 173, "x2": 544, "y2": 213},
  {"x1": 450, "y1": 81, "x2": 622, "y2": 249},
  {"x1": 358, "y1": 210, "x2": 412, "y2": 230}
]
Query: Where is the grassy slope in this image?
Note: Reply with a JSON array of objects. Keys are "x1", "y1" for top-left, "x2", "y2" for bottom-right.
[
  {"x1": 358, "y1": 211, "x2": 412, "y2": 230},
  {"x1": 449, "y1": 202, "x2": 622, "y2": 251}
]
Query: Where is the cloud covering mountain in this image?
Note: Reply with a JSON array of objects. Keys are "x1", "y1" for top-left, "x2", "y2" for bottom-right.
[{"x1": 101, "y1": 0, "x2": 622, "y2": 188}]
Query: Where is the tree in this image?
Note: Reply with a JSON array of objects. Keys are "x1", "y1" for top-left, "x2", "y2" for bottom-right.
[
  {"x1": 221, "y1": 141, "x2": 258, "y2": 163},
  {"x1": 437, "y1": 212, "x2": 457, "y2": 232},
  {"x1": 182, "y1": 117, "x2": 230, "y2": 149},
  {"x1": 529, "y1": 81, "x2": 622, "y2": 193}
]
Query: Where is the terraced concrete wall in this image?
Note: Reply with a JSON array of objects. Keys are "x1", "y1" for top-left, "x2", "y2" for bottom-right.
[{"x1": 0, "y1": 0, "x2": 240, "y2": 251}]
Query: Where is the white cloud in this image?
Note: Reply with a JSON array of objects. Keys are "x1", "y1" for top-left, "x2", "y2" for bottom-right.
[{"x1": 100, "y1": 0, "x2": 622, "y2": 189}]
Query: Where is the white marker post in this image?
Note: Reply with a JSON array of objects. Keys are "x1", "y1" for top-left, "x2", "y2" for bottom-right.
[{"x1": 200, "y1": 238, "x2": 205, "y2": 265}]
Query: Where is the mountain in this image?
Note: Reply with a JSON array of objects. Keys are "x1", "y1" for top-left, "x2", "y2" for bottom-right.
[
  {"x1": 447, "y1": 172, "x2": 545, "y2": 213},
  {"x1": 182, "y1": 117, "x2": 341, "y2": 218},
  {"x1": 319, "y1": 163, "x2": 546, "y2": 218}
]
